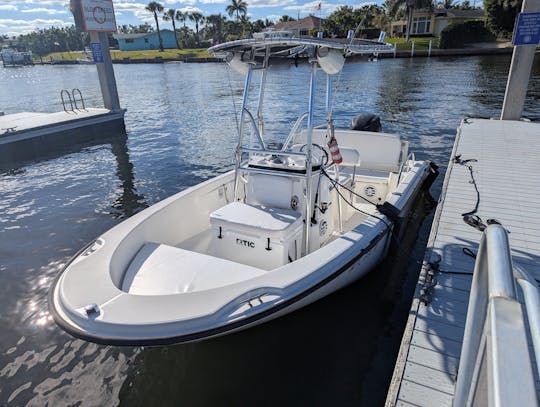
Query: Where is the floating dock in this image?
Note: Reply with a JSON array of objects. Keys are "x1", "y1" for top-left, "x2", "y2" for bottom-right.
[
  {"x1": 0, "y1": 108, "x2": 125, "y2": 168},
  {"x1": 386, "y1": 118, "x2": 540, "y2": 406}
]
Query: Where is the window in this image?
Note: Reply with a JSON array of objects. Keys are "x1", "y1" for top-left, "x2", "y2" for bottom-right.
[
  {"x1": 144, "y1": 38, "x2": 149, "y2": 43},
  {"x1": 299, "y1": 29, "x2": 308, "y2": 36},
  {"x1": 412, "y1": 16, "x2": 431, "y2": 34},
  {"x1": 125, "y1": 39, "x2": 134, "y2": 43}
]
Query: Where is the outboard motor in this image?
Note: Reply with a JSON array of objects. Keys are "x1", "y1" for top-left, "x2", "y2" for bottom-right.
[{"x1": 351, "y1": 114, "x2": 382, "y2": 132}]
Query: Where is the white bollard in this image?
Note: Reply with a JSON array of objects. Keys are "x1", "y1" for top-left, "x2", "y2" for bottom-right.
[
  {"x1": 428, "y1": 40, "x2": 432, "y2": 57},
  {"x1": 411, "y1": 41, "x2": 415, "y2": 57}
]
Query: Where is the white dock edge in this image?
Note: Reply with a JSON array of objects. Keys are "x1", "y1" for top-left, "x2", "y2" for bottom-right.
[{"x1": 386, "y1": 118, "x2": 540, "y2": 406}]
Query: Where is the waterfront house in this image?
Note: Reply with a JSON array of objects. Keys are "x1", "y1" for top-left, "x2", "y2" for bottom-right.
[
  {"x1": 390, "y1": 8, "x2": 485, "y2": 37},
  {"x1": 113, "y1": 30, "x2": 178, "y2": 51},
  {"x1": 267, "y1": 16, "x2": 325, "y2": 37}
]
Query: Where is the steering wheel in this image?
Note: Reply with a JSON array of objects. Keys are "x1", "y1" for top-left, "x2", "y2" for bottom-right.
[{"x1": 298, "y1": 143, "x2": 329, "y2": 167}]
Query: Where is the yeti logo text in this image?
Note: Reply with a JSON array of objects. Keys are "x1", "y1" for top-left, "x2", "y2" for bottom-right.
[{"x1": 236, "y1": 239, "x2": 255, "y2": 248}]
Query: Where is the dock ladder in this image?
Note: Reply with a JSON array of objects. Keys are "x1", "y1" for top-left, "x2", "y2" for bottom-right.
[
  {"x1": 61, "y1": 89, "x2": 86, "y2": 112},
  {"x1": 453, "y1": 224, "x2": 540, "y2": 406}
]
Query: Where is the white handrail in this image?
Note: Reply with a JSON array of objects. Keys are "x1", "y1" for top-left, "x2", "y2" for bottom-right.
[
  {"x1": 514, "y1": 264, "x2": 540, "y2": 378},
  {"x1": 453, "y1": 225, "x2": 538, "y2": 407},
  {"x1": 282, "y1": 112, "x2": 309, "y2": 151}
]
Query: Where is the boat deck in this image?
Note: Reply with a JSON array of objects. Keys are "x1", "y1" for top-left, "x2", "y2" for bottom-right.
[{"x1": 386, "y1": 118, "x2": 540, "y2": 406}]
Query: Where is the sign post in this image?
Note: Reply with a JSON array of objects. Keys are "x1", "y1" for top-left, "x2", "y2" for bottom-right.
[
  {"x1": 71, "y1": 0, "x2": 121, "y2": 112},
  {"x1": 501, "y1": 3, "x2": 540, "y2": 120}
]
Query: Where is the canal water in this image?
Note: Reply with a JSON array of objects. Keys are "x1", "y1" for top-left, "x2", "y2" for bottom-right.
[{"x1": 0, "y1": 55, "x2": 539, "y2": 406}]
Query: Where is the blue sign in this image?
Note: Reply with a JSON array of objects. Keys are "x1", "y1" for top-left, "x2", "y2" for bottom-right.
[
  {"x1": 89, "y1": 42, "x2": 104, "y2": 63},
  {"x1": 512, "y1": 12, "x2": 540, "y2": 46}
]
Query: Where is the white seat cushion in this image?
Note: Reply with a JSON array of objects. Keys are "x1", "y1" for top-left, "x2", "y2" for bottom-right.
[
  {"x1": 210, "y1": 202, "x2": 302, "y2": 238},
  {"x1": 122, "y1": 242, "x2": 266, "y2": 295}
]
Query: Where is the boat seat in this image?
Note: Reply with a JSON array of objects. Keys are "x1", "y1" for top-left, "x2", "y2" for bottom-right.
[
  {"x1": 122, "y1": 242, "x2": 266, "y2": 295},
  {"x1": 296, "y1": 129, "x2": 406, "y2": 172},
  {"x1": 245, "y1": 173, "x2": 293, "y2": 209},
  {"x1": 340, "y1": 147, "x2": 360, "y2": 167}
]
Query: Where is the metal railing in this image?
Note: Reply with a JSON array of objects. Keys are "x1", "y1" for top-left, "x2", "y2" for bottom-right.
[
  {"x1": 72, "y1": 88, "x2": 86, "y2": 110},
  {"x1": 453, "y1": 225, "x2": 539, "y2": 407},
  {"x1": 60, "y1": 89, "x2": 86, "y2": 112},
  {"x1": 60, "y1": 89, "x2": 74, "y2": 112}
]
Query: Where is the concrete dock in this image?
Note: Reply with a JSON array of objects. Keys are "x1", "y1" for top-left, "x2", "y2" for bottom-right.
[
  {"x1": 0, "y1": 108, "x2": 125, "y2": 168},
  {"x1": 386, "y1": 118, "x2": 540, "y2": 406}
]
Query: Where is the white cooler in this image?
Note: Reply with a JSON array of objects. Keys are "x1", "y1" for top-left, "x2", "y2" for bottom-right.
[{"x1": 209, "y1": 202, "x2": 303, "y2": 270}]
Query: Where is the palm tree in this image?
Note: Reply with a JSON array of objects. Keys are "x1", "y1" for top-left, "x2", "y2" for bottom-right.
[
  {"x1": 387, "y1": 0, "x2": 433, "y2": 42},
  {"x1": 226, "y1": 0, "x2": 248, "y2": 21},
  {"x1": 189, "y1": 12, "x2": 205, "y2": 47},
  {"x1": 175, "y1": 10, "x2": 188, "y2": 47},
  {"x1": 206, "y1": 14, "x2": 226, "y2": 44},
  {"x1": 163, "y1": 8, "x2": 180, "y2": 49},
  {"x1": 145, "y1": 2, "x2": 164, "y2": 51},
  {"x1": 279, "y1": 15, "x2": 296, "y2": 22}
]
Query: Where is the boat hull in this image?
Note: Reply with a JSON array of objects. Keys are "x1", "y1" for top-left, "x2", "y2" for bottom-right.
[
  {"x1": 50, "y1": 226, "x2": 390, "y2": 346},
  {"x1": 50, "y1": 160, "x2": 432, "y2": 346}
]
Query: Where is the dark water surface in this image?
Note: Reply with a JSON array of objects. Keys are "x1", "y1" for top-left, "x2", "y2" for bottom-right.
[{"x1": 1, "y1": 55, "x2": 539, "y2": 406}]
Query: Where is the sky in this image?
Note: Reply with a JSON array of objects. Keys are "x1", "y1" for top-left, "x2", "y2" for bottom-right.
[{"x1": 0, "y1": 0, "x2": 379, "y2": 37}]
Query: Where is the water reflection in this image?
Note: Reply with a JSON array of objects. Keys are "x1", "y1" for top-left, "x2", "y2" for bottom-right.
[
  {"x1": 110, "y1": 136, "x2": 147, "y2": 219},
  {"x1": 0, "y1": 131, "x2": 145, "y2": 404}
]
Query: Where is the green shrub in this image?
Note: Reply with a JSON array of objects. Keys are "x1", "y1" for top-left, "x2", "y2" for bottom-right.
[
  {"x1": 439, "y1": 20, "x2": 495, "y2": 49},
  {"x1": 358, "y1": 28, "x2": 381, "y2": 40},
  {"x1": 485, "y1": 0, "x2": 522, "y2": 37}
]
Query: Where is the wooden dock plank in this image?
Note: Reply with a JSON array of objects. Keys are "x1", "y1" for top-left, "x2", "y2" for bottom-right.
[
  {"x1": 410, "y1": 330, "x2": 463, "y2": 359},
  {"x1": 397, "y1": 380, "x2": 453, "y2": 407},
  {"x1": 417, "y1": 303, "x2": 467, "y2": 328},
  {"x1": 403, "y1": 361, "x2": 456, "y2": 394},
  {"x1": 428, "y1": 296, "x2": 469, "y2": 317},
  {"x1": 396, "y1": 401, "x2": 420, "y2": 407},
  {"x1": 406, "y1": 345, "x2": 459, "y2": 376},
  {"x1": 413, "y1": 318, "x2": 465, "y2": 343}
]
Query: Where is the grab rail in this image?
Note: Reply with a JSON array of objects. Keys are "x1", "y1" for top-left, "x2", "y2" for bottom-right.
[
  {"x1": 282, "y1": 112, "x2": 309, "y2": 151},
  {"x1": 60, "y1": 89, "x2": 87, "y2": 112},
  {"x1": 397, "y1": 152, "x2": 415, "y2": 183},
  {"x1": 243, "y1": 108, "x2": 265, "y2": 149},
  {"x1": 513, "y1": 264, "x2": 540, "y2": 377},
  {"x1": 453, "y1": 225, "x2": 539, "y2": 407},
  {"x1": 237, "y1": 163, "x2": 319, "y2": 179},
  {"x1": 240, "y1": 147, "x2": 307, "y2": 158},
  {"x1": 71, "y1": 88, "x2": 86, "y2": 110},
  {"x1": 60, "y1": 89, "x2": 74, "y2": 112}
]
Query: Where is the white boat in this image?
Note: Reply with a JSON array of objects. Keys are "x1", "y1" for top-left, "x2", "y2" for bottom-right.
[
  {"x1": 50, "y1": 37, "x2": 436, "y2": 345},
  {"x1": 1, "y1": 49, "x2": 33, "y2": 67}
]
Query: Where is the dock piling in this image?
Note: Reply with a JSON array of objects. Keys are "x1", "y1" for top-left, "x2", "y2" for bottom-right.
[
  {"x1": 500, "y1": 0, "x2": 540, "y2": 120},
  {"x1": 90, "y1": 32, "x2": 121, "y2": 112}
]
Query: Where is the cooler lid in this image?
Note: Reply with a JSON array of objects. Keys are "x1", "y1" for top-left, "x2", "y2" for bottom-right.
[{"x1": 210, "y1": 202, "x2": 301, "y2": 233}]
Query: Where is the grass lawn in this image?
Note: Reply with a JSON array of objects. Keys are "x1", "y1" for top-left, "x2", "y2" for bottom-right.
[
  {"x1": 110, "y1": 48, "x2": 212, "y2": 59},
  {"x1": 385, "y1": 37, "x2": 439, "y2": 51},
  {"x1": 38, "y1": 48, "x2": 212, "y2": 62}
]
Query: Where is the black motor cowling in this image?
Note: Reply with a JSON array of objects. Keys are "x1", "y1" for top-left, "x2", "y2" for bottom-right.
[{"x1": 351, "y1": 114, "x2": 382, "y2": 132}]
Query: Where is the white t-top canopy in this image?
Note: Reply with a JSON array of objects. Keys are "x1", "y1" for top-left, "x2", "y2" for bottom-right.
[{"x1": 208, "y1": 36, "x2": 394, "y2": 58}]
